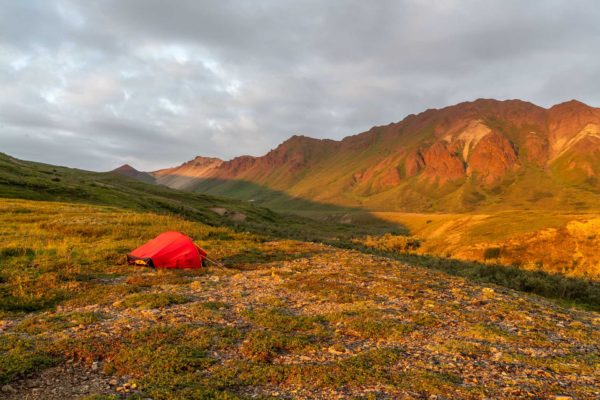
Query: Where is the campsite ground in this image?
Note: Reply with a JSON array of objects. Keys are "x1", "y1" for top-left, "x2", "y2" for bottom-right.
[{"x1": 1, "y1": 199, "x2": 599, "y2": 399}]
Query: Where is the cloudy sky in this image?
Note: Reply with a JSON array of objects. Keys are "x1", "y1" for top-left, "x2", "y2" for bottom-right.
[{"x1": 1, "y1": 0, "x2": 599, "y2": 171}]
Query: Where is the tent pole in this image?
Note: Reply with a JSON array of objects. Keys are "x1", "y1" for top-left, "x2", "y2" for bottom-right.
[{"x1": 205, "y1": 255, "x2": 225, "y2": 268}]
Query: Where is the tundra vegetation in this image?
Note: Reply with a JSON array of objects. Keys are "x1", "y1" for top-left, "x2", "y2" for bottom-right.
[
  {"x1": 1, "y1": 153, "x2": 599, "y2": 398},
  {"x1": 0, "y1": 199, "x2": 598, "y2": 399}
]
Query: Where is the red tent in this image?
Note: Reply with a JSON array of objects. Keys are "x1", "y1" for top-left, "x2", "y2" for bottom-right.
[{"x1": 127, "y1": 231, "x2": 207, "y2": 269}]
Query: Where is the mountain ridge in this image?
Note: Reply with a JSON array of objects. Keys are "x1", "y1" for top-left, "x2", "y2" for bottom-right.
[{"x1": 152, "y1": 98, "x2": 600, "y2": 212}]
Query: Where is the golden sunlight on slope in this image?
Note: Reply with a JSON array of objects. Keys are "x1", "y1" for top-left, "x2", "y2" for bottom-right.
[
  {"x1": 153, "y1": 156, "x2": 223, "y2": 190},
  {"x1": 371, "y1": 211, "x2": 600, "y2": 279}
]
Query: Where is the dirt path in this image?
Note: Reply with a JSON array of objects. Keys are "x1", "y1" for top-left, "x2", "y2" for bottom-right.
[{"x1": 2, "y1": 361, "x2": 135, "y2": 399}]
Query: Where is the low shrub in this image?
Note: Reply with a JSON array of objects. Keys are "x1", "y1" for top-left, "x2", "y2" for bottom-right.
[
  {"x1": 0, "y1": 247, "x2": 34, "y2": 259},
  {"x1": 0, "y1": 335, "x2": 56, "y2": 384},
  {"x1": 358, "y1": 234, "x2": 421, "y2": 253},
  {"x1": 483, "y1": 247, "x2": 501, "y2": 260}
]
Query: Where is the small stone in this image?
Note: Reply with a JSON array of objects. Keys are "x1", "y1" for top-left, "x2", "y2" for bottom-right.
[
  {"x1": 91, "y1": 361, "x2": 99, "y2": 371},
  {"x1": 109, "y1": 379, "x2": 118, "y2": 386},
  {"x1": 1, "y1": 384, "x2": 16, "y2": 394}
]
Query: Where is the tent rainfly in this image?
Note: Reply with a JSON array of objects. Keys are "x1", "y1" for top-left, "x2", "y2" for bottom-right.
[{"x1": 127, "y1": 231, "x2": 207, "y2": 269}]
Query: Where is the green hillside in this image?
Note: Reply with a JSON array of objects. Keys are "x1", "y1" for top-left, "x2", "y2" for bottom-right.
[{"x1": 0, "y1": 153, "x2": 399, "y2": 242}]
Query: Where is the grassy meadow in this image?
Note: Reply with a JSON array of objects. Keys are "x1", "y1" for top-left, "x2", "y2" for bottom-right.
[{"x1": 0, "y1": 198, "x2": 599, "y2": 399}]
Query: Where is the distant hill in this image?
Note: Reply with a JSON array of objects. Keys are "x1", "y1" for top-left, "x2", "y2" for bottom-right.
[
  {"x1": 154, "y1": 156, "x2": 223, "y2": 190},
  {"x1": 154, "y1": 99, "x2": 600, "y2": 212},
  {"x1": 111, "y1": 164, "x2": 155, "y2": 184},
  {"x1": 0, "y1": 152, "x2": 397, "y2": 241}
]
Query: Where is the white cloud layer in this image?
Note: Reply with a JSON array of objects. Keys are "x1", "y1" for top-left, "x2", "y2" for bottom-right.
[{"x1": 0, "y1": 0, "x2": 599, "y2": 171}]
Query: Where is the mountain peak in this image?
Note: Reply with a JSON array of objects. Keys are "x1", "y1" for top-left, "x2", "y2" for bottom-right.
[
  {"x1": 550, "y1": 99, "x2": 594, "y2": 111},
  {"x1": 112, "y1": 163, "x2": 137, "y2": 173},
  {"x1": 275, "y1": 134, "x2": 340, "y2": 152},
  {"x1": 187, "y1": 155, "x2": 224, "y2": 165},
  {"x1": 279, "y1": 134, "x2": 323, "y2": 145},
  {"x1": 111, "y1": 164, "x2": 155, "y2": 183},
  {"x1": 154, "y1": 155, "x2": 224, "y2": 173},
  {"x1": 448, "y1": 98, "x2": 542, "y2": 113},
  {"x1": 152, "y1": 155, "x2": 224, "y2": 190}
]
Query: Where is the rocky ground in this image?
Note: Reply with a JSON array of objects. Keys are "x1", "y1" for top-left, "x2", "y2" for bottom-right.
[{"x1": 2, "y1": 243, "x2": 598, "y2": 399}]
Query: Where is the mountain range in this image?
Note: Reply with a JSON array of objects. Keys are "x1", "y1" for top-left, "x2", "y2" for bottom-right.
[{"x1": 119, "y1": 99, "x2": 600, "y2": 212}]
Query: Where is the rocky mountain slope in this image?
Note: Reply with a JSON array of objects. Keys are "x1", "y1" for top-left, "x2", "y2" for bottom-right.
[
  {"x1": 154, "y1": 99, "x2": 600, "y2": 212},
  {"x1": 154, "y1": 156, "x2": 223, "y2": 190}
]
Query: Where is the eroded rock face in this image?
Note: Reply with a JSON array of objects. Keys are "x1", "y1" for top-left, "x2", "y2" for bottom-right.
[
  {"x1": 548, "y1": 100, "x2": 600, "y2": 160},
  {"x1": 445, "y1": 120, "x2": 492, "y2": 161},
  {"x1": 553, "y1": 134, "x2": 600, "y2": 186},
  {"x1": 353, "y1": 156, "x2": 402, "y2": 193},
  {"x1": 404, "y1": 150, "x2": 425, "y2": 177},
  {"x1": 521, "y1": 133, "x2": 549, "y2": 166},
  {"x1": 400, "y1": 121, "x2": 521, "y2": 186},
  {"x1": 467, "y1": 131, "x2": 519, "y2": 185},
  {"x1": 421, "y1": 141, "x2": 465, "y2": 184},
  {"x1": 218, "y1": 156, "x2": 258, "y2": 177}
]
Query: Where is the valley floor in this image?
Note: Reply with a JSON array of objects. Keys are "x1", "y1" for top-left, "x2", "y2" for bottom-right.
[{"x1": 0, "y1": 200, "x2": 598, "y2": 399}]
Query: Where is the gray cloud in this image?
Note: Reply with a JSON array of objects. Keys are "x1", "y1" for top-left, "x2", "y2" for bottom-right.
[{"x1": 1, "y1": 0, "x2": 599, "y2": 171}]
